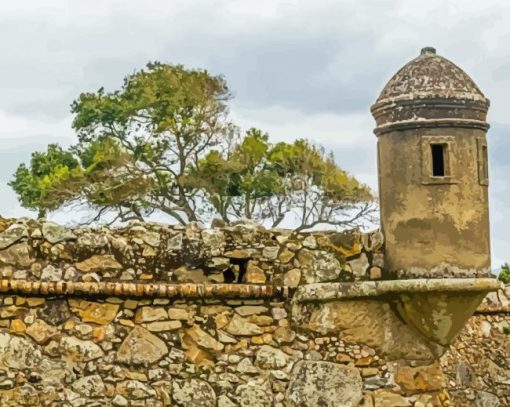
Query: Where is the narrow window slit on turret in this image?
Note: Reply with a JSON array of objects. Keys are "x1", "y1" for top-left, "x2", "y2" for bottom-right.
[{"x1": 431, "y1": 144, "x2": 447, "y2": 176}]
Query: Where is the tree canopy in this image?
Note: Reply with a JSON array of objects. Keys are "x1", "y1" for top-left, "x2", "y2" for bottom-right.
[{"x1": 10, "y1": 62, "x2": 376, "y2": 230}]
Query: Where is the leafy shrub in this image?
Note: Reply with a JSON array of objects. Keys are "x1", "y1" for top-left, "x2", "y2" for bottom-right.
[{"x1": 498, "y1": 263, "x2": 510, "y2": 284}]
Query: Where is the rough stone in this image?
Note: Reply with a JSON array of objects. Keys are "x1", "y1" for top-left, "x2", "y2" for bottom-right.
[
  {"x1": 349, "y1": 253, "x2": 369, "y2": 278},
  {"x1": 172, "y1": 379, "x2": 216, "y2": 406},
  {"x1": 373, "y1": 390, "x2": 411, "y2": 407},
  {"x1": 236, "y1": 378, "x2": 273, "y2": 407},
  {"x1": 225, "y1": 314, "x2": 263, "y2": 336},
  {"x1": 116, "y1": 326, "x2": 168, "y2": 365},
  {"x1": 145, "y1": 320, "x2": 182, "y2": 332},
  {"x1": 185, "y1": 325, "x2": 224, "y2": 352},
  {"x1": 42, "y1": 221, "x2": 77, "y2": 243},
  {"x1": 61, "y1": 336, "x2": 104, "y2": 362},
  {"x1": 299, "y1": 300, "x2": 437, "y2": 360},
  {"x1": 168, "y1": 307, "x2": 191, "y2": 320},
  {"x1": 395, "y1": 362, "x2": 445, "y2": 393},
  {"x1": 72, "y1": 375, "x2": 105, "y2": 398},
  {"x1": 475, "y1": 391, "x2": 501, "y2": 407},
  {"x1": 298, "y1": 250, "x2": 342, "y2": 283},
  {"x1": 283, "y1": 268, "x2": 301, "y2": 288},
  {"x1": 0, "y1": 242, "x2": 33, "y2": 267},
  {"x1": 235, "y1": 305, "x2": 268, "y2": 316},
  {"x1": 116, "y1": 380, "x2": 156, "y2": 400},
  {"x1": 40, "y1": 265, "x2": 63, "y2": 281},
  {"x1": 134, "y1": 307, "x2": 168, "y2": 323},
  {"x1": 244, "y1": 263, "x2": 266, "y2": 284},
  {"x1": 202, "y1": 229, "x2": 225, "y2": 255},
  {"x1": 69, "y1": 299, "x2": 119, "y2": 324},
  {"x1": 0, "y1": 224, "x2": 27, "y2": 249},
  {"x1": 26, "y1": 319, "x2": 58, "y2": 344},
  {"x1": 255, "y1": 345, "x2": 290, "y2": 369},
  {"x1": 0, "y1": 332, "x2": 43, "y2": 369},
  {"x1": 75, "y1": 254, "x2": 123, "y2": 273},
  {"x1": 286, "y1": 361, "x2": 363, "y2": 407}
]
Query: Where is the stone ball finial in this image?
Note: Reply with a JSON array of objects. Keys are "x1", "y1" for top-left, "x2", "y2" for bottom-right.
[{"x1": 420, "y1": 46, "x2": 436, "y2": 55}]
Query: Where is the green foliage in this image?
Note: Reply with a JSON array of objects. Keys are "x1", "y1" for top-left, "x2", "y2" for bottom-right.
[
  {"x1": 11, "y1": 62, "x2": 375, "y2": 229},
  {"x1": 499, "y1": 264, "x2": 510, "y2": 284},
  {"x1": 503, "y1": 326, "x2": 510, "y2": 335},
  {"x1": 9, "y1": 144, "x2": 84, "y2": 217},
  {"x1": 187, "y1": 128, "x2": 374, "y2": 228}
]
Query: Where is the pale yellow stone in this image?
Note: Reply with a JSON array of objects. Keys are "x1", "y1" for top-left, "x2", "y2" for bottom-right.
[
  {"x1": 10, "y1": 319, "x2": 26, "y2": 334},
  {"x1": 119, "y1": 319, "x2": 135, "y2": 327},
  {"x1": 134, "y1": 307, "x2": 168, "y2": 324},
  {"x1": 69, "y1": 299, "x2": 119, "y2": 325},
  {"x1": 214, "y1": 314, "x2": 230, "y2": 330},
  {"x1": 244, "y1": 263, "x2": 266, "y2": 284},
  {"x1": 168, "y1": 308, "x2": 190, "y2": 320},
  {"x1": 145, "y1": 320, "x2": 182, "y2": 332},
  {"x1": 15, "y1": 297, "x2": 26, "y2": 306},
  {"x1": 124, "y1": 300, "x2": 138, "y2": 309},
  {"x1": 26, "y1": 319, "x2": 58, "y2": 344},
  {"x1": 26, "y1": 297, "x2": 45, "y2": 307},
  {"x1": 74, "y1": 254, "x2": 123, "y2": 273}
]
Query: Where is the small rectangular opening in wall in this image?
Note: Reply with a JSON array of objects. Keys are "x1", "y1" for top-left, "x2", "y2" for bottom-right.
[{"x1": 431, "y1": 144, "x2": 447, "y2": 177}]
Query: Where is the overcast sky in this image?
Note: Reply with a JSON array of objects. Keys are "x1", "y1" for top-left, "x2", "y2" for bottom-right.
[{"x1": 0, "y1": 0, "x2": 508, "y2": 269}]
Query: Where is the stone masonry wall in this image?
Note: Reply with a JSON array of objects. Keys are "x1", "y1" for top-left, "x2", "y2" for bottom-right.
[{"x1": 0, "y1": 217, "x2": 506, "y2": 406}]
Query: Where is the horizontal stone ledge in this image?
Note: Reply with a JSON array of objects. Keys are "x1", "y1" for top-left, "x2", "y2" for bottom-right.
[
  {"x1": 0, "y1": 279, "x2": 289, "y2": 299},
  {"x1": 292, "y1": 278, "x2": 501, "y2": 303}
]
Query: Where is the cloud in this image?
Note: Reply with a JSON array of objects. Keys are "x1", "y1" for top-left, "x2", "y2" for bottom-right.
[{"x1": 0, "y1": 0, "x2": 507, "y2": 268}]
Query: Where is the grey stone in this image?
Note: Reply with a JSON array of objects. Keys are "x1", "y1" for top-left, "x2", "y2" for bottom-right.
[
  {"x1": 0, "y1": 333, "x2": 42, "y2": 369},
  {"x1": 116, "y1": 326, "x2": 168, "y2": 365},
  {"x1": 117, "y1": 380, "x2": 156, "y2": 399},
  {"x1": 0, "y1": 242, "x2": 33, "y2": 267},
  {"x1": 475, "y1": 392, "x2": 501, "y2": 407},
  {"x1": 72, "y1": 375, "x2": 105, "y2": 397},
  {"x1": 61, "y1": 336, "x2": 104, "y2": 362},
  {"x1": 298, "y1": 250, "x2": 342, "y2": 283},
  {"x1": 41, "y1": 264, "x2": 63, "y2": 281},
  {"x1": 237, "y1": 357, "x2": 258, "y2": 374},
  {"x1": 0, "y1": 224, "x2": 27, "y2": 249},
  {"x1": 167, "y1": 234, "x2": 183, "y2": 251},
  {"x1": 172, "y1": 378, "x2": 216, "y2": 406},
  {"x1": 218, "y1": 395, "x2": 238, "y2": 407},
  {"x1": 348, "y1": 252, "x2": 369, "y2": 277},
  {"x1": 77, "y1": 233, "x2": 108, "y2": 248},
  {"x1": 456, "y1": 361, "x2": 474, "y2": 386},
  {"x1": 112, "y1": 395, "x2": 129, "y2": 407},
  {"x1": 42, "y1": 221, "x2": 76, "y2": 243},
  {"x1": 202, "y1": 229, "x2": 225, "y2": 256},
  {"x1": 235, "y1": 378, "x2": 273, "y2": 407},
  {"x1": 255, "y1": 345, "x2": 290, "y2": 369},
  {"x1": 286, "y1": 361, "x2": 362, "y2": 407}
]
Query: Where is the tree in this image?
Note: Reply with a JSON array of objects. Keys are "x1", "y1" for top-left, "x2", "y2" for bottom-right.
[
  {"x1": 185, "y1": 128, "x2": 285, "y2": 223},
  {"x1": 70, "y1": 62, "x2": 234, "y2": 224},
  {"x1": 499, "y1": 264, "x2": 510, "y2": 284},
  {"x1": 10, "y1": 62, "x2": 376, "y2": 230},
  {"x1": 9, "y1": 144, "x2": 84, "y2": 218},
  {"x1": 187, "y1": 128, "x2": 375, "y2": 230}
]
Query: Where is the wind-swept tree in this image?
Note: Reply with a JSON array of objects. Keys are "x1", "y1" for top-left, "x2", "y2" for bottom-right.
[
  {"x1": 10, "y1": 62, "x2": 376, "y2": 230},
  {"x1": 70, "y1": 62, "x2": 235, "y2": 224},
  {"x1": 187, "y1": 128, "x2": 375, "y2": 230}
]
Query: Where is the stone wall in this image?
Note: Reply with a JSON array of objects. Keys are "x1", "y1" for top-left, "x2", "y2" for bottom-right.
[
  {"x1": 0, "y1": 217, "x2": 506, "y2": 407},
  {"x1": 0, "y1": 217, "x2": 382, "y2": 286}
]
